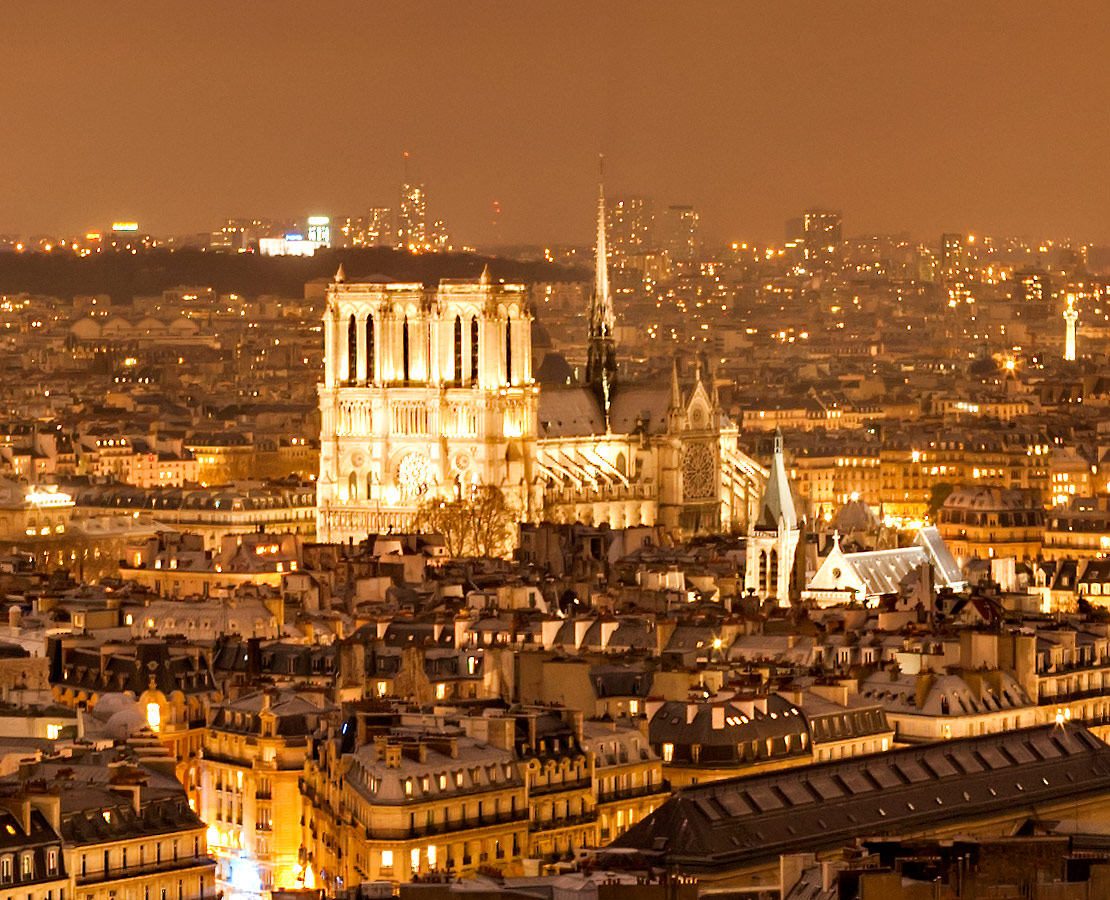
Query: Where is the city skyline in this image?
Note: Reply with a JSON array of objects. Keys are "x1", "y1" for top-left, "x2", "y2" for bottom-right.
[{"x1": 6, "y1": 2, "x2": 1110, "y2": 244}]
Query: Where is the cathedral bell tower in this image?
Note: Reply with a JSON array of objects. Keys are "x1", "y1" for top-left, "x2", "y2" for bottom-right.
[{"x1": 316, "y1": 266, "x2": 539, "y2": 543}]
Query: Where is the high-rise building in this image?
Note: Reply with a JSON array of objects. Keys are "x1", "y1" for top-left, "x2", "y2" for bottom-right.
[
  {"x1": 941, "y1": 233, "x2": 966, "y2": 280},
  {"x1": 606, "y1": 196, "x2": 654, "y2": 258},
  {"x1": 802, "y1": 208, "x2": 843, "y2": 265},
  {"x1": 397, "y1": 182, "x2": 427, "y2": 251},
  {"x1": 660, "y1": 205, "x2": 698, "y2": 262},
  {"x1": 366, "y1": 207, "x2": 393, "y2": 246},
  {"x1": 307, "y1": 216, "x2": 331, "y2": 246}
]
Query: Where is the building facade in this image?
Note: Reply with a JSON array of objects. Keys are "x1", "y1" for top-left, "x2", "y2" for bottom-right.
[
  {"x1": 316, "y1": 267, "x2": 539, "y2": 542},
  {"x1": 317, "y1": 187, "x2": 765, "y2": 544}
]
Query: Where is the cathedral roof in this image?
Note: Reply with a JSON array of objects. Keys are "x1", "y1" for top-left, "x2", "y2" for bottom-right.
[
  {"x1": 609, "y1": 385, "x2": 672, "y2": 434},
  {"x1": 537, "y1": 387, "x2": 604, "y2": 437},
  {"x1": 537, "y1": 384, "x2": 674, "y2": 438}
]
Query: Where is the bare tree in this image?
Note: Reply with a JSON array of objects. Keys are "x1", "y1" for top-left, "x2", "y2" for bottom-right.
[{"x1": 415, "y1": 485, "x2": 517, "y2": 558}]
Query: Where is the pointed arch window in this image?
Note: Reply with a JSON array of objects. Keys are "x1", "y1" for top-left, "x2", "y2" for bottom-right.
[
  {"x1": 470, "y1": 318, "x2": 479, "y2": 384},
  {"x1": 453, "y1": 316, "x2": 463, "y2": 386},
  {"x1": 505, "y1": 316, "x2": 513, "y2": 385},
  {"x1": 347, "y1": 471, "x2": 357, "y2": 502},
  {"x1": 346, "y1": 315, "x2": 357, "y2": 385},
  {"x1": 402, "y1": 316, "x2": 411, "y2": 384},
  {"x1": 365, "y1": 314, "x2": 375, "y2": 383}
]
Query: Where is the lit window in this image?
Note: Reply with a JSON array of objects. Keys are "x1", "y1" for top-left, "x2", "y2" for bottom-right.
[
  {"x1": 45, "y1": 724, "x2": 62, "y2": 740},
  {"x1": 145, "y1": 702, "x2": 161, "y2": 732},
  {"x1": 380, "y1": 850, "x2": 393, "y2": 870},
  {"x1": 426, "y1": 845, "x2": 436, "y2": 869},
  {"x1": 410, "y1": 848, "x2": 420, "y2": 872},
  {"x1": 377, "y1": 681, "x2": 387, "y2": 697},
  {"x1": 629, "y1": 699, "x2": 640, "y2": 715},
  {"x1": 435, "y1": 683, "x2": 446, "y2": 700},
  {"x1": 662, "y1": 743, "x2": 674, "y2": 763}
]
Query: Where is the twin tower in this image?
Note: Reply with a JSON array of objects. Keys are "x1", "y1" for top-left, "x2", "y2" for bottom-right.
[{"x1": 316, "y1": 265, "x2": 539, "y2": 540}]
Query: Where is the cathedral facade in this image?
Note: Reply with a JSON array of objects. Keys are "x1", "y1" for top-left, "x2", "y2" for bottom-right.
[
  {"x1": 316, "y1": 266, "x2": 539, "y2": 542},
  {"x1": 317, "y1": 186, "x2": 766, "y2": 544}
]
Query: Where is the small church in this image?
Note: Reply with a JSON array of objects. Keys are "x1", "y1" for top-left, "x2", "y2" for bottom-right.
[{"x1": 316, "y1": 181, "x2": 767, "y2": 545}]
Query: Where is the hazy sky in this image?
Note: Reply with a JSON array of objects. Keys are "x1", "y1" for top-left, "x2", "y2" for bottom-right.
[{"x1": 4, "y1": 2, "x2": 1110, "y2": 245}]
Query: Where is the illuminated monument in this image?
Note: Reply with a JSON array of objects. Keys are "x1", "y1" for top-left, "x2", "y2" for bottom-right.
[
  {"x1": 316, "y1": 265, "x2": 538, "y2": 542},
  {"x1": 532, "y1": 177, "x2": 765, "y2": 534},
  {"x1": 1064, "y1": 294, "x2": 1078, "y2": 362},
  {"x1": 317, "y1": 181, "x2": 766, "y2": 543}
]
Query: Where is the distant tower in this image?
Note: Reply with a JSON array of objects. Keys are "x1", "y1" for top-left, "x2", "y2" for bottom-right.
[
  {"x1": 585, "y1": 164, "x2": 617, "y2": 425},
  {"x1": 801, "y1": 208, "x2": 843, "y2": 266},
  {"x1": 661, "y1": 205, "x2": 699, "y2": 262},
  {"x1": 397, "y1": 153, "x2": 427, "y2": 251},
  {"x1": 745, "y1": 430, "x2": 801, "y2": 607},
  {"x1": 1064, "y1": 294, "x2": 1078, "y2": 361}
]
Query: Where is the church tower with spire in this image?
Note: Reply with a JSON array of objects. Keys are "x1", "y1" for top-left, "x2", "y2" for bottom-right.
[
  {"x1": 744, "y1": 430, "x2": 802, "y2": 606},
  {"x1": 585, "y1": 163, "x2": 618, "y2": 424}
]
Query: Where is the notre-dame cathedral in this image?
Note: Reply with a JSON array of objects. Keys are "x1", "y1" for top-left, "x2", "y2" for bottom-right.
[{"x1": 316, "y1": 185, "x2": 766, "y2": 544}]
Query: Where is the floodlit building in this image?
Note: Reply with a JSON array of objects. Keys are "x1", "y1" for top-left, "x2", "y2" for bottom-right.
[
  {"x1": 804, "y1": 527, "x2": 966, "y2": 606},
  {"x1": 200, "y1": 689, "x2": 333, "y2": 900},
  {"x1": 317, "y1": 186, "x2": 767, "y2": 543},
  {"x1": 315, "y1": 265, "x2": 539, "y2": 542}
]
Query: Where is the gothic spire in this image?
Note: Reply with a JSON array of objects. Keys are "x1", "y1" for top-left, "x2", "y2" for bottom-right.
[
  {"x1": 755, "y1": 428, "x2": 799, "y2": 531},
  {"x1": 586, "y1": 156, "x2": 618, "y2": 420}
]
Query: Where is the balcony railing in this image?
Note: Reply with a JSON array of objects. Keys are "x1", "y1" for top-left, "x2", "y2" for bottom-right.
[
  {"x1": 595, "y1": 781, "x2": 671, "y2": 804},
  {"x1": 529, "y1": 777, "x2": 592, "y2": 796},
  {"x1": 527, "y1": 810, "x2": 599, "y2": 833},
  {"x1": 364, "y1": 811, "x2": 529, "y2": 841},
  {"x1": 76, "y1": 855, "x2": 215, "y2": 886}
]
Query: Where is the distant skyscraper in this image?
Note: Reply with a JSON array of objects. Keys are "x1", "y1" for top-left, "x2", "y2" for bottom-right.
[
  {"x1": 802, "y1": 208, "x2": 842, "y2": 264},
  {"x1": 606, "y1": 196, "x2": 654, "y2": 259},
  {"x1": 398, "y1": 182, "x2": 427, "y2": 251},
  {"x1": 365, "y1": 208, "x2": 393, "y2": 247},
  {"x1": 941, "y1": 233, "x2": 966, "y2": 280},
  {"x1": 661, "y1": 205, "x2": 698, "y2": 261}
]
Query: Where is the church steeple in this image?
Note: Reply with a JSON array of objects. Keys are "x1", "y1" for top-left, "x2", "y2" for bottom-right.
[
  {"x1": 756, "y1": 429, "x2": 799, "y2": 531},
  {"x1": 586, "y1": 157, "x2": 618, "y2": 423}
]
